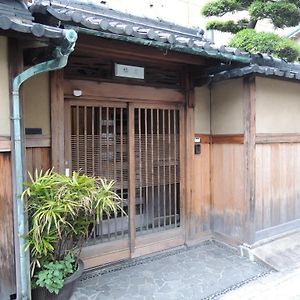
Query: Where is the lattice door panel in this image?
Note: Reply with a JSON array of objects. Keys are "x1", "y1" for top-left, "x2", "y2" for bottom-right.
[
  {"x1": 69, "y1": 104, "x2": 128, "y2": 242},
  {"x1": 134, "y1": 108, "x2": 180, "y2": 234}
]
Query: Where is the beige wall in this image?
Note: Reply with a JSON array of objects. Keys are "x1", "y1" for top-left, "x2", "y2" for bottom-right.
[
  {"x1": 23, "y1": 73, "x2": 50, "y2": 136},
  {"x1": 194, "y1": 86, "x2": 210, "y2": 134},
  {"x1": 211, "y1": 78, "x2": 244, "y2": 134},
  {"x1": 0, "y1": 36, "x2": 10, "y2": 136},
  {"x1": 256, "y1": 77, "x2": 300, "y2": 134}
]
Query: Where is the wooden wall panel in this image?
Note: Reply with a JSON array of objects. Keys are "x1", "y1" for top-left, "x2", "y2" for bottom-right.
[
  {"x1": 26, "y1": 147, "x2": 51, "y2": 176},
  {"x1": 0, "y1": 152, "x2": 15, "y2": 299},
  {"x1": 256, "y1": 143, "x2": 300, "y2": 232},
  {"x1": 192, "y1": 143, "x2": 211, "y2": 235},
  {"x1": 211, "y1": 144, "x2": 245, "y2": 242}
]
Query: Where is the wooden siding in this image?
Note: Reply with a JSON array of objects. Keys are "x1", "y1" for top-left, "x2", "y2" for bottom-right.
[
  {"x1": 192, "y1": 142, "x2": 211, "y2": 235},
  {"x1": 211, "y1": 144, "x2": 245, "y2": 242},
  {"x1": 0, "y1": 152, "x2": 15, "y2": 299},
  {"x1": 255, "y1": 143, "x2": 300, "y2": 235},
  {"x1": 26, "y1": 147, "x2": 51, "y2": 176}
]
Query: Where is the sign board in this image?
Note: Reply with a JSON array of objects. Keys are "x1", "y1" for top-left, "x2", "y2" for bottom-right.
[{"x1": 115, "y1": 63, "x2": 145, "y2": 79}]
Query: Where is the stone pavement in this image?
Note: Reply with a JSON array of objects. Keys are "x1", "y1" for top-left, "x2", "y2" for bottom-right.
[
  {"x1": 70, "y1": 241, "x2": 271, "y2": 300},
  {"x1": 250, "y1": 231, "x2": 300, "y2": 271},
  {"x1": 220, "y1": 266, "x2": 300, "y2": 300}
]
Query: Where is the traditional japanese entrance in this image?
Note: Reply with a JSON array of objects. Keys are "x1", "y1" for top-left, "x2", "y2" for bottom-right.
[{"x1": 64, "y1": 82, "x2": 185, "y2": 268}]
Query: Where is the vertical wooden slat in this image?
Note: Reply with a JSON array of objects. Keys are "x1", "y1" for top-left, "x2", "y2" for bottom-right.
[
  {"x1": 51, "y1": 70, "x2": 64, "y2": 173},
  {"x1": 128, "y1": 103, "x2": 136, "y2": 253},
  {"x1": 99, "y1": 107, "x2": 102, "y2": 182},
  {"x1": 106, "y1": 107, "x2": 111, "y2": 240},
  {"x1": 92, "y1": 107, "x2": 95, "y2": 175},
  {"x1": 76, "y1": 106, "x2": 80, "y2": 171},
  {"x1": 120, "y1": 108, "x2": 124, "y2": 237},
  {"x1": 64, "y1": 103, "x2": 71, "y2": 174},
  {"x1": 145, "y1": 109, "x2": 149, "y2": 230},
  {"x1": 174, "y1": 110, "x2": 177, "y2": 227},
  {"x1": 179, "y1": 106, "x2": 186, "y2": 236},
  {"x1": 168, "y1": 110, "x2": 172, "y2": 226},
  {"x1": 157, "y1": 109, "x2": 161, "y2": 228},
  {"x1": 84, "y1": 106, "x2": 87, "y2": 174},
  {"x1": 151, "y1": 109, "x2": 155, "y2": 230},
  {"x1": 113, "y1": 107, "x2": 117, "y2": 238},
  {"x1": 163, "y1": 110, "x2": 166, "y2": 228},
  {"x1": 138, "y1": 108, "x2": 143, "y2": 232}
]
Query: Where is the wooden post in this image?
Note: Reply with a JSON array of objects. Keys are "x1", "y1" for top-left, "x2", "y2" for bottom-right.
[
  {"x1": 184, "y1": 69, "x2": 195, "y2": 241},
  {"x1": 50, "y1": 70, "x2": 64, "y2": 173},
  {"x1": 128, "y1": 103, "x2": 136, "y2": 254},
  {"x1": 243, "y1": 76, "x2": 256, "y2": 245}
]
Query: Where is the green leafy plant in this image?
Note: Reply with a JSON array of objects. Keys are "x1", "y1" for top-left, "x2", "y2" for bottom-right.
[
  {"x1": 22, "y1": 169, "x2": 124, "y2": 294},
  {"x1": 33, "y1": 254, "x2": 75, "y2": 294},
  {"x1": 201, "y1": 0, "x2": 300, "y2": 61},
  {"x1": 230, "y1": 29, "x2": 300, "y2": 62}
]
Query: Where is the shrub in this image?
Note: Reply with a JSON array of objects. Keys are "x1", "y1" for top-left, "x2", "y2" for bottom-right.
[{"x1": 229, "y1": 29, "x2": 300, "y2": 61}]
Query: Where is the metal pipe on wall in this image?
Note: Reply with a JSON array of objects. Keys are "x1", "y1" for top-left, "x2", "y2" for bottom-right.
[{"x1": 11, "y1": 29, "x2": 77, "y2": 300}]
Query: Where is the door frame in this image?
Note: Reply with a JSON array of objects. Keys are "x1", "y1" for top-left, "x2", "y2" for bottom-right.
[{"x1": 61, "y1": 81, "x2": 187, "y2": 269}]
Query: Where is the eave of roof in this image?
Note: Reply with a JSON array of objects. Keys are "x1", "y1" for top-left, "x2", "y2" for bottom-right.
[
  {"x1": 212, "y1": 57, "x2": 300, "y2": 82},
  {"x1": 0, "y1": 0, "x2": 66, "y2": 39},
  {"x1": 30, "y1": 0, "x2": 251, "y2": 64}
]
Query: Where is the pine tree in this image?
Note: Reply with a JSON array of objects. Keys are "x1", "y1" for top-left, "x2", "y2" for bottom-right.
[{"x1": 201, "y1": 0, "x2": 300, "y2": 61}]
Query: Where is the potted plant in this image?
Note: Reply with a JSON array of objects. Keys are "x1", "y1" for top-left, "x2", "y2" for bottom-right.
[{"x1": 22, "y1": 169, "x2": 123, "y2": 300}]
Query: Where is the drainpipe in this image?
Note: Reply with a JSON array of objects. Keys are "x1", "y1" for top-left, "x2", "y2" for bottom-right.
[{"x1": 11, "y1": 29, "x2": 77, "y2": 300}]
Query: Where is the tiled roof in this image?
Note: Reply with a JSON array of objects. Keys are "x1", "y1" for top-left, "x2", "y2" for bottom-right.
[
  {"x1": 0, "y1": 0, "x2": 66, "y2": 39},
  {"x1": 30, "y1": 0, "x2": 251, "y2": 63},
  {"x1": 212, "y1": 54, "x2": 300, "y2": 82}
]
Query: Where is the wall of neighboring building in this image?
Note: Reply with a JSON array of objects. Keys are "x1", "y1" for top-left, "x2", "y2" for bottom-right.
[
  {"x1": 0, "y1": 35, "x2": 16, "y2": 300},
  {"x1": 194, "y1": 86, "x2": 210, "y2": 134},
  {"x1": 211, "y1": 78, "x2": 244, "y2": 134},
  {"x1": 210, "y1": 78, "x2": 245, "y2": 242},
  {"x1": 256, "y1": 77, "x2": 300, "y2": 133},
  {"x1": 23, "y1": 72, "x2": 50, "y2": 136},
  {"x1": 23, "y1": 72, "x2": 52, "y2": 177},
  {"x1": 0, "y1": 36, "x2": 10, "y2": 137},
  {"x1": 255, "y1": 76, "x2": 300, "y2": 240},
  {"x1": 193, "y1": 79, "x2": 246, "y2": 243},
  {"x1": 193, "y1": 86, "x2": 211, "y2": 238}
]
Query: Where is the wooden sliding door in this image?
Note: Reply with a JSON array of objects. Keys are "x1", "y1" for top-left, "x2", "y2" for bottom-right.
[
  {"x1": 64, "y1": 99, "x2": 185, "y2": 267},
  {"x1": 65, "y1": 101, "x2": 129, "y2": 243},
  {"x1": 134, "y1": 105, "x2": 181, "y2": 234}
]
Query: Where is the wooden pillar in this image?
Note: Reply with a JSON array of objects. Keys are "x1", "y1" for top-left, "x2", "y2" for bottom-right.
[
  {"x1": 50, "y1": 70, "x2": 64, "y2": 173},
  {"x1": 243, "y1": 76, "x2": 256, "y2": 245},
  {"x1": 184, "y1": 70, "x2": 195, "y2": 241}
]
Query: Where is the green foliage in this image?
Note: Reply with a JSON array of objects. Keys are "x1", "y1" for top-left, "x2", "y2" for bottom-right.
[
  {"x1": 229, "y1": 29, "x2": 300, "y2": 61},
  {"x1": 206, "y1": 19, "x2": 248, "y2": 33},
  {"x1": 201, "y1": 0, "x2": 300, "y2": 61},
  {"x1": 249, "y1": 1, "x2": 300, "y2": 28},
  {"x1": 33, "y1": 254, "x2": 75, "y2": 295},
  {"x1": 23, "y1": 169, "x2": 124, "y2": 294},
  {"x1": 202, "y1": 0, "x2": 300, "y2": 30},
  {"x1": 202, "y1": 0, "x2": 242, "y2": 17}
]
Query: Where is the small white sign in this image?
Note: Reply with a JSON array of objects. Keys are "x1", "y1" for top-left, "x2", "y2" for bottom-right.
[
  {"x1": 195, "y1": 137, "x2": 201, "y2": 143},
  {"x1": 115, "y1": 63, "x2": 144, "y2": 79}
]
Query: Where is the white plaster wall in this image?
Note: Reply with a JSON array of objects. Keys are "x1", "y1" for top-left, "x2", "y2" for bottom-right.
[
  {"x1": 256, "y1": 77, "x2": 300, "y2": 134},
  {"x1": 211, "y1": 79, "x2": 244, "y2": 134},
  {"x1": 23, "y1": 73, "x2": 50, "y2": 136},
  {"x1": 194, "y1": 86, "x2": 210, "y2": 134},
  {"x1": 0, "y1": 36, "x2": 10, "y2": 136}
]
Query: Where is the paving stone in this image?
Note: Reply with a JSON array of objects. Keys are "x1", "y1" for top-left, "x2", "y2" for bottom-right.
[{"x1": 71, "y1": 241, "x2": 271, "y2": 300}]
